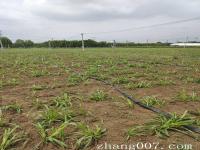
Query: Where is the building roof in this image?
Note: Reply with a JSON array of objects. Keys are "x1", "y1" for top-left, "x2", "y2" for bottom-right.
[{"x1": 171, "y1": 43, "x2": 200, "y2": 46}]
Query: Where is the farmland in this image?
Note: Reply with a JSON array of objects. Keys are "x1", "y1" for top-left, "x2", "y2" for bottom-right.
[{"x1": 1, "y1": 47, "x2": 200, "y2": 150}]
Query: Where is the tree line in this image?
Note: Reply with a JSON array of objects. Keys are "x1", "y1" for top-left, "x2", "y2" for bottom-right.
[{"x1": 0, "y1": 37, "x2": 171, "y2": 48}]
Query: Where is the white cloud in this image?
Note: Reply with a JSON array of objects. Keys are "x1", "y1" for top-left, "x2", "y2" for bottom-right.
[{"x1": 0, "y1": 0, "x2": 200, "y2": 42}]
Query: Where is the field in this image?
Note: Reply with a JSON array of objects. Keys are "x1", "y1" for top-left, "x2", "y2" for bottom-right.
[{"x1": 1, "y1": 47, "x2": 200, "y2": 150}]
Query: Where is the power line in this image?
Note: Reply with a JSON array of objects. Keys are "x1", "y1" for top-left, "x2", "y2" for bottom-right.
[
  {"x1": 84, "y1": 16, "x2": 200, "y2": 35},
  {"x1": 66, "y1": 34, "x2": 81, "y2": 40}
]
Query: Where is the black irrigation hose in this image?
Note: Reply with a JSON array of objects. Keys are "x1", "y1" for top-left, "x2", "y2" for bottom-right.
[{"x1": 90, "y1": 77, "x2": 200, "y2": 135}]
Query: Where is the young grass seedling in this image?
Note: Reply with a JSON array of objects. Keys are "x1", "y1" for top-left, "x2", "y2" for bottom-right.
[
  {"x1": 52, "y1": 93, "x2": 72, "y2": 108},
  {"x1": 85, "y1": 66, "x2": 100, "y2": 77},
  {"x1": 195, "y1": 78, "x2": 200, "y2": 84},
  {"x1": 137, "y1": 63, "x2": 148, "y2": 69},
  {"x1": 112, "y1": 77, "x2": 129, "y2": 84},
  {"x1": 127, "y1": 111, "x2": 198, "y2": 140},
  {"x1": 67, "y1": 73, "x2": 85, "y2": 86},
  {"x1": 0, "y1": 110, "x2": 6, "y2": 127},
  {"x1": 134, "y1": 81, "x2": 152, "y2": 88},
  {"x1": 75, "y1": 123, "x2": 106, "y2": 149},
  {"x1": 141, "y1": 96, "x2": 165, "y2": 107},
  {"x1": 126, "y1": 99, "x2": 134, "y2": 109},
  {"x1": 35, "y1": 122, "x2": 75, "y2": 148},
  {"x1": 127, "y1": 81, "x2": 152, "y2": 89},
  {"x1": 40, "y1": 105, "x2": 74, "y2": 126},
  {"x1": 127, "y1": 64, "x2": 136, "y2": 68},
  {"x1": 31, "y1": 84, "x2": 46, "y2": 91},
  {"x1": 127, "y1": 126, "x2": 146, "y2": 140},
  {"x1": 0, "y1": 80, "x2": 3, "y2": 89},
  {"x1": 0, "y1": 126, "x2": 26, "y2": 150},
  {"x1": 156, "y1": 79, "x2": 175, "y2": 86},
  {"x1": 1, "y1": 103, "x2": 22, "y2": 113},
  {"x1": 35, "y1": 122, "x2": 47, "y2": 143},
  {"x1": 90, "y1": 90, "x2": 107, "y2": 101},
  {"x1": 31, "y1": 99, "x2": 44, "y2": 110},
  {"x1": 175, "y1": 89, "x2": 200, "y2": 102},
  {"x1": 31, "y1": 70, "x2": 47, "y2": 77},
  {"x1": 7, "y1": 78, "x2": 19, "y2": 86}
]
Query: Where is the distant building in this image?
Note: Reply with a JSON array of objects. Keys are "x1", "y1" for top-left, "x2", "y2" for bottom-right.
[{"x1": 171, "y1": 43, "x2": 200, "y2": 47}]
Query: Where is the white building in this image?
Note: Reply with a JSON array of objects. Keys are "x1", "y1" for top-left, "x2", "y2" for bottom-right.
[{"x1": 171, "y1": 43, "x2": 200, "y2": 47}]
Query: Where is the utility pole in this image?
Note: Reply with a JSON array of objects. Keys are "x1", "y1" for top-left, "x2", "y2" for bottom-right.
[
  {"x1": 184, "y1": 36, "x2": 189, "y2": 48},
  {"x1": 64, "y1": 39, "x2": 67, "y2": 48},
  {"x1": 146, "y1": 39, "x2": 149, "y2": 48},
  {"x1": 48, "y1": 38, "x2": 53, "y2": 49},
  {"x1": 81, "y1": 33, "x2": 84, "y2": 51},
  {"x1": 48, "y1": 40, "x2": 51, "y2": 49},
  {"x1": 112, "y1": 40, "x2": 116, "y2": 48},
  {"x1": 126, "y1": 40, "x2": 129, "y2": 48},
  {"x1": 186, "y1": 36, "x2": 189, "y2": 43},
  {"x1": 0, "y1": 30, "x2": 3, "y2": 49}
]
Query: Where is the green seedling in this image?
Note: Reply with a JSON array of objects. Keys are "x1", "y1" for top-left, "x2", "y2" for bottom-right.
[
  {"x1": 134, "y1": 81, "x2": 152, "y2": 88},
  {"x1": 31, "y1": 70, "x2": 48, "y2": 77},
  {"x1": 31, "y1": 84, "x2": 46, "y2": 91},
  {"x1": 52, "y1": 93, "x2": 72, "y2": 108},
  {"x1": 31, "y1": 99, "x2": 44, "y2": 110},
  {"x1": 7, "y1": 78, "x2": 19, "y2": 86},
  {"x1": 85, "y1": 66, "x2": 100, "y2": 77},
  {"x1": 1, "y1": 103, "x2": 22, "y2": 113},
  {"x1": 90, "y1": 90, "x2": 107, "y2": 101},
  {"x1": 156, "y1": 79, "x2": 175, "y2": 86},
  {"x1": 40, "y1": 105, "x2": 74, "y2": 125},
  {"x1": 112, "y1": 77, "x2": 129, "y2": 84},
  {"x1": 126, "y1": 99, "x2": 134, "y2": 108},
  {"x1": 127, "y1": 111, "x2": 198, "y2": 140},
  {"x1": 127, "y1": 126, "x2": 146, "y2": 140},
  {"x1": 67, "y1": 73, "x2": 84, "y2": 86},
  {"x1": 195, "y1": 78, "x2": 200, "y2": 84},
  {"x1": 175, "y1": 89, "x2": 200, "y2": 101},
  {"x1": 35, "y1": 121, "x2": 75, "y2": 148},
  {"x1": 0, "y1": 110, "x2": 6, "y2": 127},
  {"x1": 127, "y1": 64, "x2": 136, "y2": 68},
  {"x1": 127, "y1": 81, "x2": 152, "y2": 89},
  {"x1": 141, "y1": 96, "x2": 165, "y2": 107},
  {"x1": 0, "y1": 126, "x2": 26, "y2": 150},
  {"x1": 0, "y1": 80, "x2": 3, "y2": 89},
  {"x1": 75, "y1": 123, "x2": 106, "y2": 149}
]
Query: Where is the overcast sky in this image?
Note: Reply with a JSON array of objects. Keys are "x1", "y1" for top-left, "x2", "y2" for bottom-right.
[{"x1": 0, "y1": 0, "x2": 200, "y2": 42}]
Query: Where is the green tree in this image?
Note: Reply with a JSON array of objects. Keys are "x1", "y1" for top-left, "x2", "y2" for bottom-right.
[
  {"x1": 24, "y1": 40, "x2": 34, "y2": 48},
  {"x1": 14, "y1": 39, "x2": 25, "y2": 48},
  {"x1": 0, "y1": 37, "x2": 12, "y2": 48}
]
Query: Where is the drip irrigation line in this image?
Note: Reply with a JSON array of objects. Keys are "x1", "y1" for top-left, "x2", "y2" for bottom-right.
[{"x1": 90, "y1": 77, "x2": 200, "y2": 135}]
